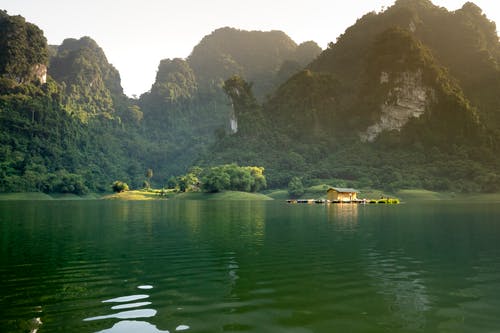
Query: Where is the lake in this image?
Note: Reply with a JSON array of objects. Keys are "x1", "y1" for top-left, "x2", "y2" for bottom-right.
[{"x1": 1, "y1": 200, "x2": 500, "y2": 332}]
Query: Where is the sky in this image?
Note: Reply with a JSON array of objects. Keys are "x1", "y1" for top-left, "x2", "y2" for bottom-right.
[{"x1": 1, "y1": 0, "x2": 499, "y2": 97}]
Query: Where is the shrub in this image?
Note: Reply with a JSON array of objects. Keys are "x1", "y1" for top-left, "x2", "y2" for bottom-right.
[{"x1": 112, "y1": 181, "x2": 129, "y2": 193}]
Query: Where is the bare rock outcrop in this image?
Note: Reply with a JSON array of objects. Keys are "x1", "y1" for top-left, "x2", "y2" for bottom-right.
[{"x1": 361, "y1": 70, "x2": 435, "y2": 142}]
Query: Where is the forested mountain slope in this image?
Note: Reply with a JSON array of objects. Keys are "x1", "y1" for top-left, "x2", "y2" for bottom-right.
[
  {"x1": 137, "y1": 28, "x2": 322, "y2": 181},
  {"x1": 0, "y1": 11, "x2": 148, "y2": 193},
  {"x1": 1, "y1": 1, "x2": 500, "y2": 194},
  {"x1": 0, "y1": 11, "x2": 321, "y2": 193},
  {"x1": 206, "y1": 0, "x2": 500, "y2": 192}
]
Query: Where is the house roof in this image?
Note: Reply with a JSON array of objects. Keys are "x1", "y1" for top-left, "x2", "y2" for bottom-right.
[{"x1": 327, "y1": 187, "x2": 360, "y2": 193}]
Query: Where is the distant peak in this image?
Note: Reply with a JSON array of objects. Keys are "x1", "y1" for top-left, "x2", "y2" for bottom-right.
[{"x1": 394, "y1": 0, "x2": 436, "y2": 9}]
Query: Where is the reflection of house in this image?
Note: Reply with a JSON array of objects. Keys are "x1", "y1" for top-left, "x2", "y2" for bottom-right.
[{"x1": 327, "y1": 187, "x2": 359, "y2": 202}]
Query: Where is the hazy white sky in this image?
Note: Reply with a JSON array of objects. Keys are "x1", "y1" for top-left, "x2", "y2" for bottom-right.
[{"x1": 1, "y1": 0, "x2": 499, "y2": 97}]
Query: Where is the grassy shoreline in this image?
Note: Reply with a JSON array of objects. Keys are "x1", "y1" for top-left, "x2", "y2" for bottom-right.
[
  {"x1": 0, "y1": 190, "x2": 275, "y2": 201},
  {"x1": 102, "y1": 190, "x2": 274, "y2": 201},
  {"x1": 3, "y1": 188, "x2": 500, "y2": 202}
]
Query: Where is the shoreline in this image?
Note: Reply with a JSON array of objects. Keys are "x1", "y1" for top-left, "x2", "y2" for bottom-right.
[{"x1": 2, "y1": 189, "x2": 500, "y2": 202}]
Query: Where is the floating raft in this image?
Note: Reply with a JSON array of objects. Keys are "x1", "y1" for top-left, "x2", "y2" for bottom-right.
[{"x1": 287, "y1": 198, "x2": 400, "y2": 204}]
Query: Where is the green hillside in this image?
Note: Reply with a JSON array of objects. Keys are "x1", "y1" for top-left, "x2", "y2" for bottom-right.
[
  {"x1": 1, "y1": 1, "x2": 500, "y2": 195},
  {"x1": 0, "y1": 12, "x2": 320, "y2": 194},
  {"x1": 136, "y1": 28, "x2": 322, "y2": 181},
  {"x1": 204, "y1": 0, "x2": 500, "y2": 192}
]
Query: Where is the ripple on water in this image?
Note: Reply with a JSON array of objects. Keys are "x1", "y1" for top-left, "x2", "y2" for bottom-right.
[
  {"x1": 138, "y1": 285, "x2": 154, "y2": 290},
  {"x1": 102, "y1": 294, "x2": 149, "y2": 303},
  {"x1": 96, "y1": 320, "x2": 170, "y2": 333},
  {"x1": 111, "y1": 302, "x2": 152, "y2": 310},
  {"x1": 83, "y1": 284, "x2": 191, "y2": 332},
  {"x1": 96, "y1": 321, "x2": 191, "y2": 333},
  {"x1": 83, "y1": 309, "x2": 157, "y2": 321}
]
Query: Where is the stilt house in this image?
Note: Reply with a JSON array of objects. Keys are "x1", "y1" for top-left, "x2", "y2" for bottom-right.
[{"x1": 327, "y1": 187, "x2": 359, "y2": 202}]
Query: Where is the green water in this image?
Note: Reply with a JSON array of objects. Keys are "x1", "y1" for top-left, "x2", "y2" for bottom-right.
[{"x1": 1, "y1": 200, "x2": 500, "y2": 332}]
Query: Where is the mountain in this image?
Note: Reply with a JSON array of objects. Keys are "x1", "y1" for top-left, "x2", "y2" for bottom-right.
[
  {"x1": 0, "y1": 10, "x2": 47, "y2": 85},
  {"x1": 205, "y1": 0, "x2": 500, "y2": 192},
  {"x1": 0, "y1": 11, "x2": 152, "y2": 193},
  {"x1": 1, "y1": 12, "x2": 323, "y2": 193},
  {"x1": 310, "y1": 0, "x2": 500, "y2": 132},
  {"x1": 1, "y1": 2, "x2": 500, "y2": 195},
  {"x1": 187, "y1": 27, "x2": 322, "y2": 99},
  {"x1": 139, "y1": 27, "x2": 322, "y2": 128},
  {"x1": 49, "y1": 36, "x2": 128, "y2": 122},
  {"x1": 137, "y1": 28, "x2": 322, "y2": 180}
]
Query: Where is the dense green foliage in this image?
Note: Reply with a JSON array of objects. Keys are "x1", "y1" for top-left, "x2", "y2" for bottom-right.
[
  {"x1": 0, "y1": 17, "x2": 151, "y2": 193},
  {"x1": 136, "y1": 28, "x2": 322, "y2": 182},
  {"x1": 203, "y1": 1, "x2": 500, "y2": 193},
  {"x1": 288, "y1": 177, "x2": 305, "y2": 198},
  {"x1": 49, "y1": 37, "x2": 128, "y2": 122},
  {"x1": 0, "y1": 10, "x2": 47, "y2": 84},
  {"x1": 0, "y1": 76, "x2": 148, "y2": 193},
  {"x1": 111, "y1": 181, "x2": 129, "y2": 193},
  {"x1": 172, "y1": 164, "x2": 266, "y2": 193},
  {"x1": 1, "y1": 2, "x2": 500, "y2": 195},
  {"x1": 188, "y1": 27, "x2": 322, "y2": 99},
  {"x1": 200, "y1": 164, "x2": 266, "y2": 193}
]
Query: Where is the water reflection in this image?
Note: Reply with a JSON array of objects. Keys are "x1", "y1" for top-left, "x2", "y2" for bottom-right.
[
  {"x1": 227, "y1": 252, "x2": 240, "y2": 286},
  {"x1": 364, "y1": 248, "x2": 430, "y2": 330},
  {"x1": 83, "y1": 285, "x2": 190, "y2": 332},
  {"x1": 84, "y1": 308, "x2": 157, "y2": 321},
  {"x1": 84, "y1": 292, "x2": 155, "y2": 322},
  {"x1": 102, "y1": 294, "x2": 150, "y2": 303},
  {"x1": 26, "y1": 317, "x2": 42, "y2": 333},
  {"x1": 182, "y1": 201, "x2": 266, "y2": 248},
  {"x1": 436, "y1": 259, "x2": 500, "y2": 332},
  {"x1": 138, "y1": 285, "x2": 154, "y2": 290},
  {"x1": 97, "y1": 320, "x2": 169, "y2": 333},
  {"x1": 97, "y1": 321, "x2": 190, "y2": 332},
  {"x1": 111, "y1": 302, "x2": 152, "y2": 310},
  {"x1": 4, "y1": 201, "x2": 500, "y2": 332},
  {"x1": 326, "y1": 203, "x2": 359, "y2": 230}
]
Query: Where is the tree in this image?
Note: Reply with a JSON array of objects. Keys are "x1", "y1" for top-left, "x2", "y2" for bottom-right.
[
  {"x1": 247, "y1": 166, "x2": 267, "y2": 192},
  {"x1": 145, "y1": 168, "x2": 153, "y2": 189},
  {"x1": 199, "y1": 164, "x2": 267, "y2": 193},
  {"x1": 224, "y1": 164, "x2": 254, "y2": 192},
  {"x1": 177, "y1": 171, "x2": 199, "y2": 192},
  {"x1": 166, "y1": 176, "x2": 177, "y2": 189},
  {"x1": 201, "y1": 166, "x2": 230, "y2": 193},
  {"x1": 288, "y1": 177, "x2": 305, "y2": 198},
  {"x1": 122, "y1": 105, "x2": 143, "y2": 125}
]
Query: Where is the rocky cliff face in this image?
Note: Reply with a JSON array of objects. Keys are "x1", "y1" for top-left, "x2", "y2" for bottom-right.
[
  {"x1": 361, "y1": 70, "x2": 435, "y2": 142},
  {"x1": 31, "y1": 64, "x2": 47, "y2": 84}
]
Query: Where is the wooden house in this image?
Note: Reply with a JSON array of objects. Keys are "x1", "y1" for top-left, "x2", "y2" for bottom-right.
[{"x1": 327, "y1": 187, "x2": 359, "y2": 202}]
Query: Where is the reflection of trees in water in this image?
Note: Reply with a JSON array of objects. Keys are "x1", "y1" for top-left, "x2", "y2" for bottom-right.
[
  {"x1": 171, "y1": 201, "x2": 266, "y2": 298},
  {"x1": 227, "y1": 252, "x2": 240, "y2": 288},
  {"x1": 363, "y1": 247, "x2": 430, "y2": 330},
  {"x1": 182, "y1": 201, "x2": 266, "y2": 249},
  {"x1": 358, "y1": 204, "x2": 500, "y2": 331},
  {"x1": 435, "y1": 257, "x2": 500, "y2": 332}
]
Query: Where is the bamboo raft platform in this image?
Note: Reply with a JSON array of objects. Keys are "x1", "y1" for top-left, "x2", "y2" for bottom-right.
[{"x1": 287, "y1": 198, "x2": 400, "y2": 204}]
